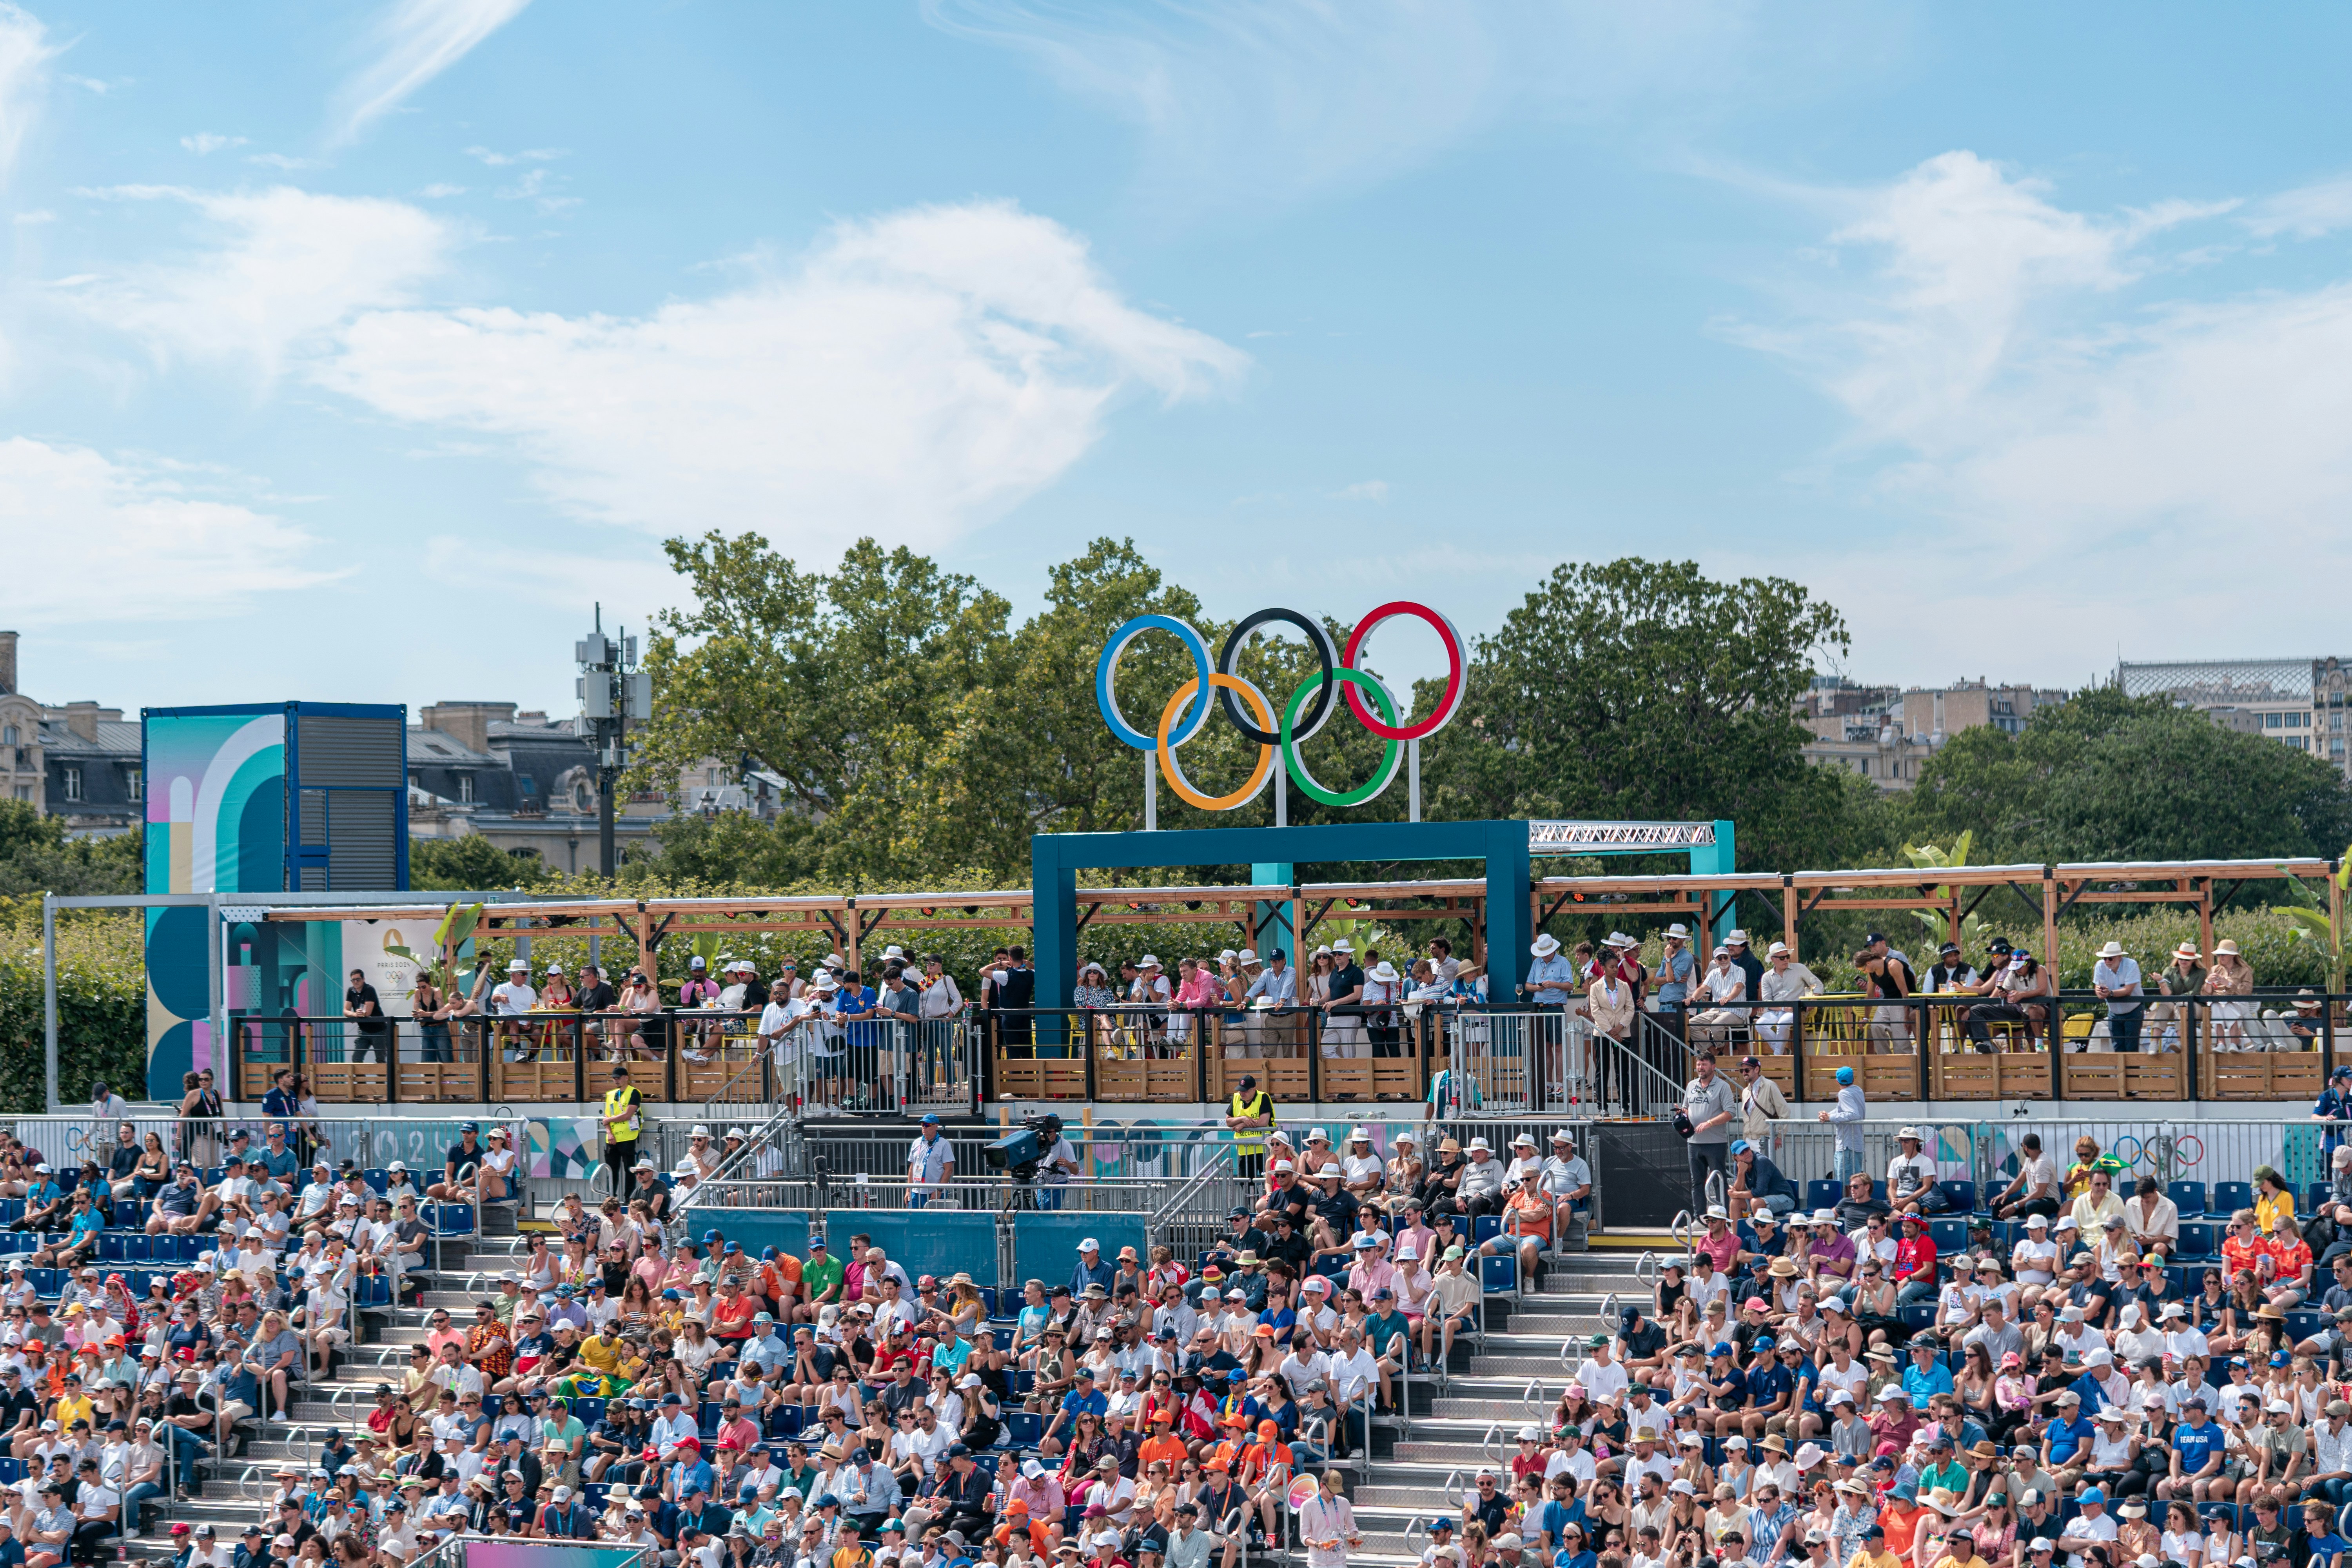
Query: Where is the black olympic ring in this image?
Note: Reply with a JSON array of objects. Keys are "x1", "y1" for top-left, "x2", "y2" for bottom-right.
[{"x1": 1216, "y1": 608, "x2": 1339, "y2": 748}]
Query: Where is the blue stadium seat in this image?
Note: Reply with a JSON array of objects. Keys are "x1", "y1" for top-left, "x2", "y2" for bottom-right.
[
  {"x1": 0, "y1": 1202, "x2": 18, "y2": 1225},
  {"x1": 364, "y1": 1169, "x2": 391, "y2": 1194},
  {"x1": 1471, "y1": 1214, "x2": 1501, "y2": 1245},
  {"x1": 2213, "y1": 1181, "x2": 2254, "y2": 1216},
  {"x1": 1005, "y1": 1411, "x2": 1044, "y2": 1447},
  {"x1": 2169, "y1": 1180, "x2": 2206, "y2": 1217},
  {"x1": 2311, "y1": 1184, "x2": 2332, "y2": 1214},
  {"x1": 572, "y1": 1398, "x2": 605, "y2": 1426},
  {"x1": 1479, "y1": 1254, "x2": 1517, "y2": 1293},
  {"x1": 1900, "y1": 1303, "x2": 1935, "y2": 1330},
  {"x1": 0, "y1": 1459, "x2": 20, "y2": 1483},
  {"x1": 428, "y1": 1203, "x2": 476, "y2": 1237},
  {"x1": 2175, "y1": 1222, "x2": 2214, "y2": 1258},
  {"x1": 1939, "y1": 1181, "x2": 1976, "y2": 1213},
  {"x1": 1928, "y1": 1220, "x2": 1967, "y2": 1254},
  {"x1": 1806, "y1": 1181, "x2": 1841, "y2": 1214},
  {"x1": 2289, "y1": 1506, "x2": 2307, "y2": 1531},
  {"x1": 2289, "y1": 1311, "x2": 2325, "y2": 1341}
]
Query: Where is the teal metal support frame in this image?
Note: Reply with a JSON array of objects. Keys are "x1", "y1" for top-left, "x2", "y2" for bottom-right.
[{"x1": 1034, "y1": 822, "x2": 1532, "y2": 1025}]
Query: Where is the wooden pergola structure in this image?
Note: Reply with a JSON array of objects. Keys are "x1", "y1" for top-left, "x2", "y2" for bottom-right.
[{"x1": 261, "y1": 855, "x2": 2340, "y2": 979}]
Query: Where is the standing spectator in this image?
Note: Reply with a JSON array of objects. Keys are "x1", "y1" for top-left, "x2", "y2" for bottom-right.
[
  {"x1": 1678, "y1": 1052, "x2": 1738, "y2": 1216},
  {"x1": 1817, "y1": 1066, "x2": 1865, "y2": 1183},
  {"x1": 343, "y1": 969, "x2": 389, "y2": 1066},
  {"x1": 2091, "y1": 943, "x2": 2144, "y2": 1054},
  {"x1": 1738, "y1": 1056, "x2": 1791, "y2": 1164},
  {"x1": 2153, "y1": 941, "x2": 2206, "y2": 1051},
  {"x1": 906, "y1": 1117, "x2": 954, "y2": 1209},
  {"x1": 1755, "y1": 945, "x2": 1822, "y2": 1055},
  {"x1": 1654, "y1": 925, "x2": 1696, "y2": 1038},
  {"x1": 1321, "y1": 942, "x2": 1366, "y2": 1061}
]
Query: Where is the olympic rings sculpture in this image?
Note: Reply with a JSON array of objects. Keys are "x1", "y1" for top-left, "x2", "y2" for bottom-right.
[{"x1": 1094, "y1": 601, "x2": 1467, "y2": 812}]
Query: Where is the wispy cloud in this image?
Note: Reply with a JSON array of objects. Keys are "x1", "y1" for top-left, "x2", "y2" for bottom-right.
[
  {"x1": 0, "y1": 437, "x2": 343, "y2": 625},
  {"x1": 417, "y1": 182, "x2": 466, "y2": 198},
  {"x1": 1333, "y1": 479, "x2": 1389, "y2": 501},
  {"x1": 464, "y1": 144, "x2": 562, "y2": 167},
  {"x1": 64, "y1": 185, "x2": 457, "y2": 377},
  {"x1": 1731, "y1": 149, "x2": 2352, "y2": 644},
  {"x1": 180, "y1": 132, "x2": 248, "y2": 155},
  {"x1": 2242, "y1": 175, "x2": 2352, "y2": 241},
  {"x1": 318, "y1": 200, "x2": 1247, "y2": 553},
  {"x1": 922, "y1": 0, "x2": 1775, "y2": 218},
  {"x1": 245, "y1": 152, "x2": 323, "y2": 170},
  {"x1": 332, "y1": 0, "x2": 530, "y2": 145},
  {"x1": 0, "y1": 4, "x2": 56, "y2": 189}
]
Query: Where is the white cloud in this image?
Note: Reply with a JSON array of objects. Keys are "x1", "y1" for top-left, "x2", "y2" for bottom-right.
[
  {"x1": 65, "y1": 185, "x2": 455, "y2": 375},
  {"x1": 463, "y1": 144, "x2": 561, "y2": 167},
  {"x1": 0, "y1": 437, "x2": 341, "y2": 625},
  {"x1": 180, "y1": 132, "x2": 247, "y2": 155},
  {"x1": 1733, "y1": 151, "x2": 2352, "y2": 666},
  {"x1": 2243, "y1": 176, "x2": 2352, "y2": 240},
  {"x1": 319, "y1": 199, "x2": 1246, "y2": 550},
  {"x1": 245, "y1": 152, "x2": 323, "y2": 170},
  {"x1": 332, "y1": 0, "x2": 530, "y2": 144},
  {"x1": 0, "y1": 4, "x2": 55, "y2": 188},
  {"x1": 923, "y1": 0, "x2": 1775, "y2": 216},
  {"x1": 1333, "y1": 479, "x2": 1388, "y2": 501},
  {"x1": 417, "y1": 182, "x2": 466, "y2": 198}
]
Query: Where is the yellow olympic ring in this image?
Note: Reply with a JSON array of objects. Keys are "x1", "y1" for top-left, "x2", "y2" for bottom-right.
[{"x1": 1156, "y1": 673, "x2": 1276, "y2": 811}]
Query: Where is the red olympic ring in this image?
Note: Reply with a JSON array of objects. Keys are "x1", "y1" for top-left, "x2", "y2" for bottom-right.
[{"x1": 1341, "y1": 601, "x2": 1466, "y2": 742}]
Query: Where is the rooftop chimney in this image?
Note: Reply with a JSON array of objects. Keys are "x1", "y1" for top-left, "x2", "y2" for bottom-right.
[
  {"x1": 419, "y1": 701, "x2": 518, "y2": 755},
  {"x1": 0, "y1": 631, "x2": 15, "y2": 695}
]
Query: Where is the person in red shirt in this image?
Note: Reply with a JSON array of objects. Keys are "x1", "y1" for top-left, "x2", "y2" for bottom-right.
[
  {"x1": 1893, "y1": 1214, "x2": 1940, "y2": 1305},
  {"x1": 2220, "y1": 1210, "x2": 2270, "y2": 1287},
  {"x1": 712, "y1": 1276, "x2": 760, "y2": 1341}
]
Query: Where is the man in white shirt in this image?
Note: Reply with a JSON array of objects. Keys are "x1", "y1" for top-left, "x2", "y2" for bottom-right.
[
  {"x1": 1885, "y1": 1128, "x2": 1941, "y2": 1215},
  {"x1": 2160, "y1": 1302, "x2": 2210, "y2": 1362},
  {"x1": 1278, "y1": 1341, "x2": 1330, "y2": 1401},
  {"x1": 1325, "y1": 1327, "x2": 1381, "y2": 1430},
  {"x1": 1575, "y1": 1335, "x2": 1630, "y2": 1406},
  {"x1": 490, "y1": 961, "x2": 537, "y2": 1017},
  {"x1": 2091, "y1": 941, "x2": 2144, "y2": 1054}
]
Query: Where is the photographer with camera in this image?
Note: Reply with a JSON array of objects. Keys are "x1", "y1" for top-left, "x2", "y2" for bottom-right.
[{"x1": 1677, "y1": 1051, "x2": 1739, "y2": 1218}]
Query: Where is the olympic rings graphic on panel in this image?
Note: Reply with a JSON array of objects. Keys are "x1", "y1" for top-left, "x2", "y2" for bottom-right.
[
  {"x1": 1095, "y1": 602, "x2": 1467, "y2": 813},
  {"x1": 2173, "y1": 1132, "x2": 2205, "y2": 1171},
  {"x1": 2111, "y1": 1134, "x2": 2144, "y2": 1170}
]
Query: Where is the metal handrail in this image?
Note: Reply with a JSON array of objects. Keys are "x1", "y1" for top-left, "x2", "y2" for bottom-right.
[
  {"x1": 1635, "y1": 1250, "x2": 1658, "y2": 1287},
  {"x1": 1481, "y1": 1421, "x2": 1505, "y2": 1465},
  {"x1": 1522, "y1": 1377, "x2": 1545, "y2": 1415},
  {"x1": 238, "y1": 1463, "x2": 263, "y2": 1503}
]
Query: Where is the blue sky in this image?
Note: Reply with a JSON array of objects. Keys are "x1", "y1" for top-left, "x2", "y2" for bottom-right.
[{"x1": 7, "y1": 1, "x2": 2352, "y2": 716}]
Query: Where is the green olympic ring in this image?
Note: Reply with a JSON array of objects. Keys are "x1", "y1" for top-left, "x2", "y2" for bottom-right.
[{"x1": 1281, "y1": 666, "x2": 1405, "y2": 808}]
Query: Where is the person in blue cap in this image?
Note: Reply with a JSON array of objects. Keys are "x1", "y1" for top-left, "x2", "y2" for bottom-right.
[
  {"x1": 2316, "y1": 1065, "x2": 2352, "y2": 1160},
  {"x1": 907, "y1": 1114, "x2": 954, "y2": 1208},
  {"x1": 1817, "y1": 1065, "x2": 1866, "y2": 1181},
  {"x1": 430, "y1": 1124, "x2": 485, "y2": 1203}
]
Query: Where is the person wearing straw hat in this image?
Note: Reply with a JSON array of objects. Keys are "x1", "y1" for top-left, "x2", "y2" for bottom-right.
[
  {"x1": 2091, "y1": 941, "x2": 2145, "y2": 1054},
  {"x1": 2203, "y1": 938, "x2": 2255, "y2": 1050},
  {"x1": 2149, "y1": 938, "x2": 2204, "y2": 1051}
]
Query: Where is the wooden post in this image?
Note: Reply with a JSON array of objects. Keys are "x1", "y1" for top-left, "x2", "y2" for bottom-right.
[
  {"x1": 844, "y1": 898, "x2": 861, "y2": 978},
  {"x1": 2198, "y1": 879, "x2": 2215, "y2": 958},
  {"x1": 2332, "y1": 860, "x2": 2346, "y2": 996},
  {"x1": 1781, "y1": 875, "x2": 1798, "y2": 961},
  {"x1": 2041, "y1": 867, "x2": 2059, "y2": 971}
]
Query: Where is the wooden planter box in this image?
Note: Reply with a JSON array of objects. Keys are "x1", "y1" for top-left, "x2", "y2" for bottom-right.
[
  {"x1": 613, "y1": 1061, "x2": 670, "y2": 1102},
  {"x1": 679, "y1": 1052, "x2": 763, "y2": 1100},
  {"x1": 1096, "y1": 1056, "x2": 1199, "y2": 1102},
  {"x1": 1370, "y1": 1058, "x2": 1429, "y2": 1103},
  {"x1": 396, "y1": 1061, "x2": 481, "y2": 1102},
  {"x1": 2124, "y1": 1057, "x2": 2184, "y2": 1100},
  {"x1": 2061, "y1": 1058, "x2": 2126, "y2": 1100},
  {"x1": 309, "y1": 1061, "x2": 388, "y2": 1103},
  {"x1": 492, "y1": 1057, "x2": 580, "y2": 1102},
  {"x1": 2203, "y1": 1053, "x2": 2280, "y2": 1100},
  {"x1": 994, "y1": 1056, "x2": 1089, "y2": 1101},
  {"x1": 1755, "y1": 1056, "x2": 1797, "y2": 1099},
  {"x1": 2276, "y1": 1056, "x2": 2326, "y2": 1098},
  {"x1": 1997, "y1": 1052, "x2": 2054, "y2": 1099},
  {"x1": 1931, "y1": 1054, "x2": 1999, "y2": 1100}
]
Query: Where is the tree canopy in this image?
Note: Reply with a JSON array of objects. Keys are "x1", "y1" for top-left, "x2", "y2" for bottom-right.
[
  {"x1": 1900, "y1": 686, "x2": 2352, "y2": 863},
  {"x1": 622, "y1": 543, "x2": 1895, "y2": 886}
]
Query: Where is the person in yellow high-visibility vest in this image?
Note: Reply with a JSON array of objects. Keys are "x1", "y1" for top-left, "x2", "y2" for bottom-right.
[
  {"x1": 1225, "y1": 1074, "x2": 1273, "y2": 1182},
  {"x1": 600, "y1": 1066, "x2": 644, "y2": 1185}
]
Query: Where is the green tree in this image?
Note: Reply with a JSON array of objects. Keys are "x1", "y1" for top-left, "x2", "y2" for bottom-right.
[
  {"x1": 0, "y1": 803, "x2": 143, "y2": 897},
  {"x1": 408, "y1": 835, "x2": 555, "y2": 891},
  {"x1": 1420, "y1": 559, "x2": 1883, "y2": 869},
  {"x1": 629, "y1": 533, "x2": 1016, "y2": 885},
  {"x1": 1901, "y1": 686, "x2": 2352, "y2": 863}
]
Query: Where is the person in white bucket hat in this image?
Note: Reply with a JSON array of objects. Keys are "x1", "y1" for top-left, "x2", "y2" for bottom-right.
[
  {"x1": 1320, "y1": 940, "x2": 1368, "y2": 1063},
  {"x1": 2091, "y1": 939, "x2": 2145, "y2": 1054}
]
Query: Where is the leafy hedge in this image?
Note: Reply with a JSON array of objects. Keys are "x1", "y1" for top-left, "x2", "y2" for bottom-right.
[{"x1": 0, "y1": 900, "x2": 148, "y2": 1113}]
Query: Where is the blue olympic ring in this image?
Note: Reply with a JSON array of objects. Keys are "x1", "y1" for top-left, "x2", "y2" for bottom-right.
[{"x1": 1095, "y1": 614, "x2": 1215, "y2": 751}]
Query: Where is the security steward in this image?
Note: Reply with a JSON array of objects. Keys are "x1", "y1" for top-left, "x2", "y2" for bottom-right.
[
  {"x1": 600, "y1": 1065, "x2": 644, "y2": 1177},
  {"x1": 1225, "y1": 1073, "x2": 1274, "y2": 1181}
]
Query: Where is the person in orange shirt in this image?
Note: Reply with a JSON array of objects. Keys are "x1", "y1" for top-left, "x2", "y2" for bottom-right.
[
  {"x1": 1876, "y1": 1485, "x2": 1926, "y2": 1565},
  {"x1": 2220, "y1": 1210, "x2": 2270, "y2": 1287},
  {"x1": 995, "y1": 1499, "x2": 1055, "y2": 1558},
  {"x1": 1137, "y1": 1409, "x2": 1189, "y2": 1478},
  {"x1": 758, "y1": 1247, "x2": 803, "y2": 1315},
  {"x1": 1239, "y1": 1420, "x2": 1293, "y2": 1544}
]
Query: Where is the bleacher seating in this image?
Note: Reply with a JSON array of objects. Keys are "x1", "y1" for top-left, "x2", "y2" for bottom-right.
[{"x1": 2213, "y1": 1180, "x2": 2254, "y2": 1215}]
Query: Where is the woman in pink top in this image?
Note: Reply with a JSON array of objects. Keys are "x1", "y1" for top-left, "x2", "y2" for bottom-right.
[{"x1": 1168, "y1": 957, "x2": 1225, "y2": 1053}]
